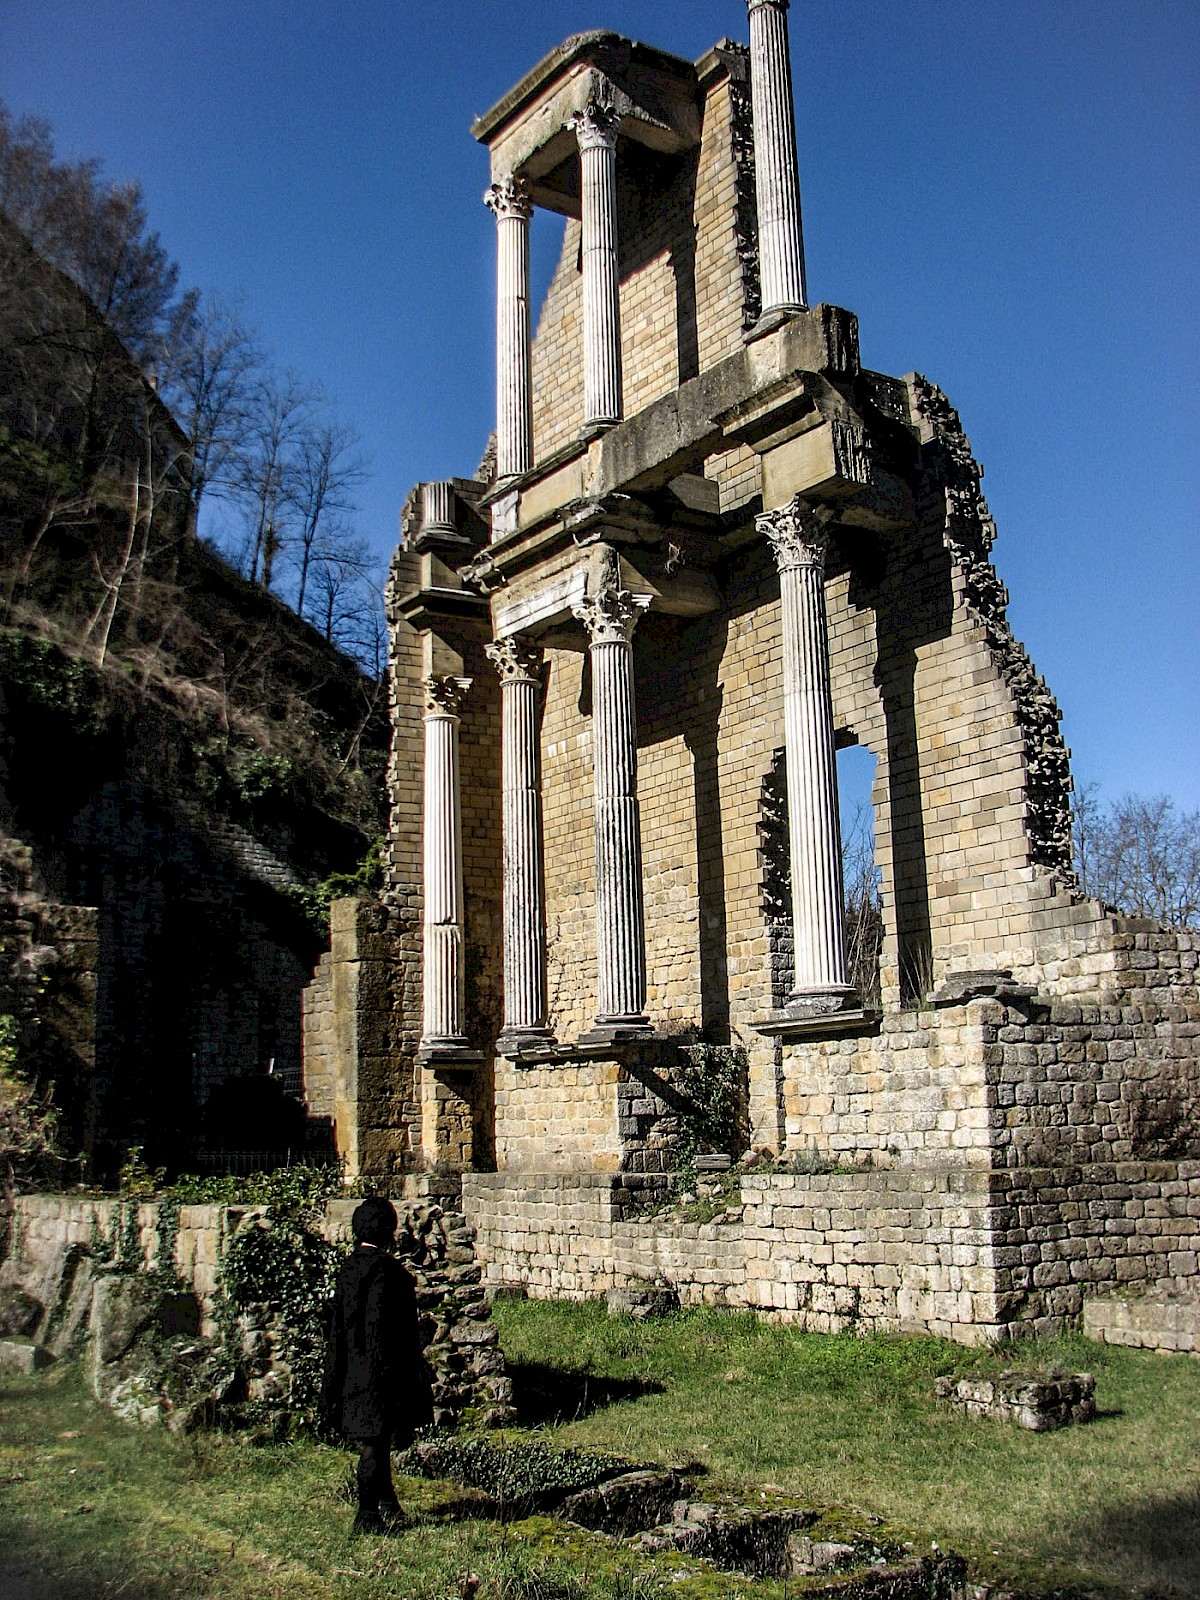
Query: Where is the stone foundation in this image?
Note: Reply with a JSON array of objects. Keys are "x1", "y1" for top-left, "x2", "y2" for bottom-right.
[{"x1": 465, "y1": 1159, "x2": 1200, "y2": 1342}]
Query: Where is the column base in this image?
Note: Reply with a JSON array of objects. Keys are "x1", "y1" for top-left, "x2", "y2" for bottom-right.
[
  {"x1": 743, "y1": 304, "x2": 808, "y2": 344},
  {"x1": 496, "y1": 1027, "x2": 558, "y2": 1060},
  {"x1": 578, "y1": 417, "x2": 619, "y2": 442},
  {"x1": 756, "y1": 988, "x2": 880, "y2": 1040},
  {"x1": 417, "y1": 1038, "x2": 485, "y2": 1068},
  {"x1": 577, "y1": 1017, "x2": 654, "y2": 1046},
  {"x1": 784, "y1": 985, "x2": 859, "y2": 1018}
]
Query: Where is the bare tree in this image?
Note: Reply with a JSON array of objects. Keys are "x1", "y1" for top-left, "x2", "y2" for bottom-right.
[
  {"x1": 158, "y1": 295, "x2": 260, "y2": 521},
  {"x1": 842, "y1": 801, "x2": 883, "y2": 1005},
  {"x1": 307, "y1": 531, "x2": 385, "y2": 669},
  {"x1": 1075, "y1": 785, "x2": 1200, "y2": 928},
  {"x1": 289, "y1": 420, "x2": 366, "y2": 618},
  {"x1": 234, "y1": 371, "x2": 312, "y2": 588}
]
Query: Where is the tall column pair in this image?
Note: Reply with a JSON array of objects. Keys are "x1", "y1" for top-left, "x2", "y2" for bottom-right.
[{"x1": 486, "y1": 102, "x2": 624, "y2": 475}]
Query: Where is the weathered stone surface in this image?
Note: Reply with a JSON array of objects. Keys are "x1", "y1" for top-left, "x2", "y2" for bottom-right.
[
  {"x1": 606, "y1": 1283, "x2": 679, "y2": 1320},
  {"x1": 89, "y1": 1272, "x2": 160, "y2": 1367},
  {"x1": 935, "y1": 1370, "x2": 1096, "y2": 1431},
  {"x1": 560, "y1": 1468, "x2": 681, "y2": 1535},
  {"x1": 0, "y1": 1338, "x2": 53, "y2": 1375}
]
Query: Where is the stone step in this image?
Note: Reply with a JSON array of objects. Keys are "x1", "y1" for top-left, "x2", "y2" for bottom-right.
[{"x1": 1083, "y1": 1288, "x2": 1199, "y2": 1355}]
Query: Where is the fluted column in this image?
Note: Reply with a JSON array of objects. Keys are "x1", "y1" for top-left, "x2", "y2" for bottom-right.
[
  {"x1": 759, "y1": 496, "x2": 856, "y2": 1013},
  {"x1": 572, "y1": 584, "x2": 652, "y2": 1035},
  {"x1": 568, "y1": 103, "x2": 623, "y2": 431},
  {"x1": 420, "y1": 675, "x2": 472, "y2": 1052},
  {"x1": 486, "y1": 637, "x2": 554, "y2": 1050},
  {"x1": 746, "y1": 0, "x2": 808, "y2": 317},
  {"x1": 484, "y1": 175, "x2": 533, "y2": 480}
]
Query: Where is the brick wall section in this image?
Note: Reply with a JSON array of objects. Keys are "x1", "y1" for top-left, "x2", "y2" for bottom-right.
[
  {"x1": 300, "y1": 951, "x2": 334, "y2": 1120},
  {"x1": 983, "y1": 930, "x2": 1200, "y2": 1171},
  {"x1": 988, "y1": 1162, "x2": 1200, "y2": 1332}
]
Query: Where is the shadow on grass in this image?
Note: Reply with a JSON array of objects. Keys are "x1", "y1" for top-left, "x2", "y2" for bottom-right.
[
  {"x1": 506, "y1": 1360, "x2": 664, "y2": 1427},
  {"x1": 1062, "y1": 1487, "x2": 1200, "y2": 1598},
  {"x1": 0, "y1": 1547, "x2": 195, "y2": 1600}
]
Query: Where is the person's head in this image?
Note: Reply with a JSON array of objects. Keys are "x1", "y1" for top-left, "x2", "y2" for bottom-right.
[{"x1": 351, "y1": 1196, "x2": 398, "y2": 1250}]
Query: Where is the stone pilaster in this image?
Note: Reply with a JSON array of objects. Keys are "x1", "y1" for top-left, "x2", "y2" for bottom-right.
[
  {"x1": 573, "y1": 580, "x2": 652, "y2": 1037},
  {"x1": 759, "y1": 496, "x2": 856, "y2": 1014},
  {"x1": 486, "y1": 637, "x2": 554, "y2": 1051},
  {"x1": 420, "y1": 675, "x2": 473, "y2": 1055},
  {"x1": 746, "y1": 0, "x2": 808, "y2": 318},
  {"x1": 568, "y1": 103, "x2": 623, "y2": 432},
  {"x1": 484, "y1": 175, "x2": 534, "y2": 480}
]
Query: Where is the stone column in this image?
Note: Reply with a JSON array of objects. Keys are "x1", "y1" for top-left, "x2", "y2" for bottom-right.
[
  {"x1": 484, "y1": 175, "x2": 534, "y2": 481},
  {"x1": 746, "y1": 0, "x2": 808, "y2": 317},
  {"x1": 420, "y1": 675, "x2": 472, "y2": 1053},
  {"x1": 486, "y1": 637, "x2": 554, "y2": 1050},
  {"x1": 568, "y1": 103, "x2": 623, "y2": 432},
  {"x1": 759, "y1": 496, "x2": 855, "y2": 1013},
  {"x1": 573, "y1": 581, "x2": 652, "y2": 1036}
]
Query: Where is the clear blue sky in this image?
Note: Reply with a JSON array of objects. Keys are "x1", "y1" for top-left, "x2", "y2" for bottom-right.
[{"x1": 3, "y1": 1, "x2": 1197, "y2": 809}]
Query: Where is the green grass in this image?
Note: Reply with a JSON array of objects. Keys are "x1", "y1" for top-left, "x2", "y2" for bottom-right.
[
  {"x1": 493, "y1": 1300, "x2": 1200, "y2": 1599},
  {"x1": 0, "y1": 1303, "x2": 1197, "y2": 1599}
]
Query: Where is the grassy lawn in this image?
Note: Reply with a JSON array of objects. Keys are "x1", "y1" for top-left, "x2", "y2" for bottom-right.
[{"x1": 0, "y1": 1301, "x2": 1196, "y2": 1599}]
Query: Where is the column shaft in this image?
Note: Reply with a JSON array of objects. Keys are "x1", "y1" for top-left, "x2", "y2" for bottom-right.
[
  {"x1": 747, "y1": 0, "x2": 808, "y2": 315},
  {"x1": 573, "y1": 584, "x2": 651, "y2": 1033},
  {"x1": 485, "y1": 176, "x2": 533, "y2": 479},
  {"x1": 486, "y1": 639, "x2": 552, "y2": 1045},
  {"x1": 760, "y1": 498, "x2": 855, "y2": 1011},
  {"x1": 421, "y1": 677, "x2": 471, "y2": 1048},
  {"x1": 570, "y1": 105, "x2": 623, "y2": 430}
]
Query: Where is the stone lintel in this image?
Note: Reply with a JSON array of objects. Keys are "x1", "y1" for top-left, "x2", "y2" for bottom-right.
[
  {"x1": 759, "y1": 419, "x2": 873, "y2": 510},
  {"x1": 496, "y1": 1030, "x2": 561, "y2": 1064}
]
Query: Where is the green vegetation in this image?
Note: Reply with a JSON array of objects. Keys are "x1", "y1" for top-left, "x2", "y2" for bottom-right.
[
  {"x1": 493, "y1": 1301, "x2": 1199, "y2": 1600},
  {"x1": 2, "y1": 1301, "x2": 1197, "y2": 1598}
]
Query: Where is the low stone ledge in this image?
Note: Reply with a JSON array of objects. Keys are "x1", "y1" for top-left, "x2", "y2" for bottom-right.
[{"x1": 935, "y1": 1370, "x2": 1095, "y2": 1431}]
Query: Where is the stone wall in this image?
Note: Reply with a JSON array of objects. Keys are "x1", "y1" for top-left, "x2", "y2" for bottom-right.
[
  {"x1": 300, "y1": 896, "x2": 419, "y2": 1178},
  {"x1": 4, "y1": 1188, "x2": 514, "y2": 1424},
  {"x1": 465, "y1": 1158, "x2": 1200, "y2": 1343}
]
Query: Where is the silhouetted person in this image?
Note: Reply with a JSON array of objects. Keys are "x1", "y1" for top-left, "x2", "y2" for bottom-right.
[{"x1": 324, "y1": 1197, "x2": 432, "y2": 1532}]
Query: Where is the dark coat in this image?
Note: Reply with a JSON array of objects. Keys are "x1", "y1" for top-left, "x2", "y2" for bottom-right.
[{"x1": 324, "y1": 1245, "x2": 433, "y2": 1442}]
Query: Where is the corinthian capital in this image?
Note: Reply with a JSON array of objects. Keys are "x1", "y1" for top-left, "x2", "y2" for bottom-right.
[
  {"x1": 484, "y1": 173, "x2": 533, "y2": 224},
  {"x1": 485, "y1": 637, "x2": 544, "y2": 685},
  {"x1": 758, "y1": 495, "x2": 833, "y2": 573},
  {"x1": 567, "y1": 102, "x2": 621, "y2": 153},
  {"x1": 423, "y1": 675, "x2": 471, "y2": 716},
  {"x1": 572, "y1": 586, "x2": 648, "y2": 646}
]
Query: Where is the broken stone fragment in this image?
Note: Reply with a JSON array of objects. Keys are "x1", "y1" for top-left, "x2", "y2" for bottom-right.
[{"x1": 606, "y1": 1282, "x2": 680, "y2": 1319}]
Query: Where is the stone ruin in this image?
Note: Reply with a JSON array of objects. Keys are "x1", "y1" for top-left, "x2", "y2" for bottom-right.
[{"x1": 302, "y1": 7, "x2": 1200, "y2": 1347}]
